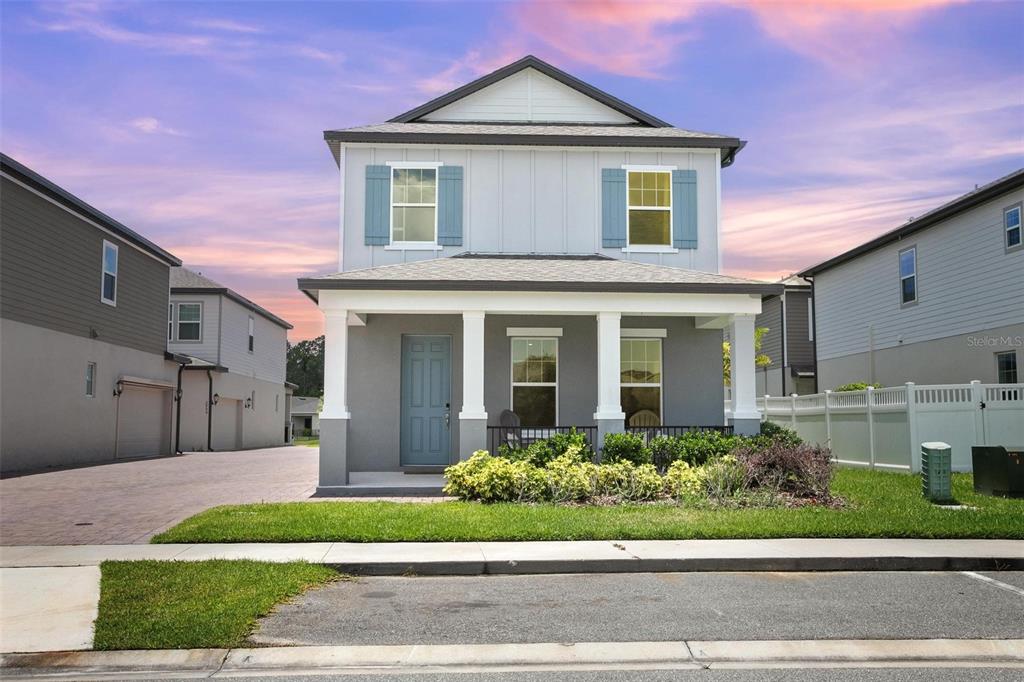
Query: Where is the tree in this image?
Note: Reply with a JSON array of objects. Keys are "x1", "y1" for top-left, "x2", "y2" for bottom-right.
[
  {"x1": 722, "y1": 327, "x2": 772, "y2": 386},
  {"x1": 286, "y1": 335, "x2": 324, "y2": 397}
]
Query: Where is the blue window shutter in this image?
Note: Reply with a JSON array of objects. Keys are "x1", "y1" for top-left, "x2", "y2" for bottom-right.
[
  {"x1": 437, "y1": 166, "x2": 463, "y2": 246},
  {"x1": 364, "y1": 165, "x2": 391, "y2": 245},
  {"x1": 672, "y1": 169, "x2": 697, "y2": 249},
  {"x1": 601, "y1": 168, "x2": 627, "y2": 248}
]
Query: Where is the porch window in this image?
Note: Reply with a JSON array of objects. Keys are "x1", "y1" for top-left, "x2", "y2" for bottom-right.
[
  {"x1": 996, "y1": 351, "x2": 1018, "y2": 384},
  {"x1": 899, "y1": 246, "x2": 917, "y2": 305},
  {"x1": 391, "y1": 167, "x2": 437, "y2": 244},
  {"x1": 621, "y1": 338, "x2": 662, "y2": 425},
  {"x1": 627, "y1": 171, "x2": 671, "y2": 246},
  {"x1": 511, "y1": 337, "x2": 557, "y2": 426},
  {"x1": 1005, "y1": 203, "x2": 1022, "y2": 251}
]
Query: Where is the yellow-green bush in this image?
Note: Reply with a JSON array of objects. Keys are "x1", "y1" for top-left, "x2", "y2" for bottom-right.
[
  {"x1": 664, "y1": 460, "x2": 705, "y2": 500},
  {"x1": 596, "y1": 461, "x2": 663, "y2": 501},
  {"x1": 443, "y1": 451, "x2": 545, "y2": 502},
  {"x1": 544, "y1": 454, "x2": 598, "y2": 502}
]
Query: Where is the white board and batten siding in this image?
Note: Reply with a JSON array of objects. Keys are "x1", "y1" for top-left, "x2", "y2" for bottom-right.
[
  {"x1": 421, "y1": 67, "x2": 636, "y2": 124},
  {"x1": 814, "y1": 187, "x2": 1024, "y2": 362},
  {"x1": 341, "y1": 147, "x2": 722, "y2": 272}
]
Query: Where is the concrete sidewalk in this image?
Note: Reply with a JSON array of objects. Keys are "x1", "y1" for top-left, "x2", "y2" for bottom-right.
[
  {"x1": 3, "y1": 639, "x2": 1023, "y2": 678},
  {"x1": 3, "y1": 538, "x2": 1023, "y2": 574}
]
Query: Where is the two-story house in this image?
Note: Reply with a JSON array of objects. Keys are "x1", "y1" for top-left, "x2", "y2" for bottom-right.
[
  {"x1": 755, "y1": 276, "x2": 816, "y2": 396},
  {"x1": 298, "y1": 56, "x2": 780, "y2": 492},
  {"x1": 799, "y1": 169, "x2": 1024, "y2": 389},
  {"x1": 1, "y1": 153, "x2": 181, "y2": 473},
  {"x1": 168, "y1": 267, "x2": 292, "y2": 451}
]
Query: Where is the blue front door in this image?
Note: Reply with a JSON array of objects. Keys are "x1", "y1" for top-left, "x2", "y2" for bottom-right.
[{"x1": 400, "y1": 335, "x2": 452, "y2": 466}]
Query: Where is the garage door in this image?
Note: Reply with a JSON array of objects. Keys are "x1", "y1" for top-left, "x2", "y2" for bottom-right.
[
  {"x1": 212, "y1": 398, "x2": 242, "y2": 451},
  {"x1": 116, "y1": 385, "x2": 172, "y2": 459}
]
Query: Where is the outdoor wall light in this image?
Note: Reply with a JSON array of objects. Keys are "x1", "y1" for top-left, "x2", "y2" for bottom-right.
[
  {"x1": 212, "y1": 393, "x2": 220, "y2": 405},
  {"x1": 113, "y1": 380, "x2": 124, "y2": 397}
]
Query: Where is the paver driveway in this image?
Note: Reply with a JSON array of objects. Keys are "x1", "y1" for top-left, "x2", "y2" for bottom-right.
[{"x1": 0, "y1": 447, "x2": 317, "y2": 545}]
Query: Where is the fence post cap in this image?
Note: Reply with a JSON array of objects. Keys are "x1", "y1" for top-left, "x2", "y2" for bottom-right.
[
  {"x1": 969, "y1": 379, "x2": 981, "y2": 385},
  {"x1": 905, "y1": 381, "x2": 915, "y2": 387}
]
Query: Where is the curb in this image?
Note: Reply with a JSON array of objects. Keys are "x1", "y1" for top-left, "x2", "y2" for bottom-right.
[{"x1": 3, "y1": 639, "x2": 1023, "y2": 677}]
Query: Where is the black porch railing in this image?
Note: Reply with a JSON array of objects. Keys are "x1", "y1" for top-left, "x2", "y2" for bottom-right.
[
  {"x1": 625, "y1": 424, "x2": 734, "y2": 439},
  {"x1": 487, "y1": 426, "x2": 598, "y2": 456}
]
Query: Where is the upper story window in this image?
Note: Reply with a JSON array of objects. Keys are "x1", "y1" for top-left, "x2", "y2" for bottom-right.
[
  {"x1": 391, "y1": 167, "x2": 437, "y2": 245},
  {"x1": 85, "y1": 362, "x2": 96, "y2": 397},
  {"x1": 807, "y1": 298, "x2": 815, "y2": 341},
  {"x1": 627, "y1": 170, "x2": 671, "y2": 247},
  {"x1": 511, "y1": 337, "x2": 557, "y2": 426},
  {"x1": 899, "y1": 246, "x2": 917, "y2": 305},
  {"x1": 1005, "y1": 203, "x2": 1022, "y2": 251},
  {"x1": 248, "y1": 316, "x2": 255, "y2": 353},
  {"x1": 996, "y1": 351, "x2": 1018, "y2": 384},
  {"x1": 621, "y1": 338, "x2": 662, "y2": 426},
  {"x1": 177, "y1": 303, "x2": 202, "y2": 341},
  {"x1": 101, "y1": 240, "x2": 118, "y2": 305}
]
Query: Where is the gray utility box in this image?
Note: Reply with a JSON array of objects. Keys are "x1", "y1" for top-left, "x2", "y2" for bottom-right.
[
  {"x1": 971, "y1": 446, "x2": 1024, "y2": 499},
  {"x1": 921, "y1": 442, "x2": 953, "y2": 503}
]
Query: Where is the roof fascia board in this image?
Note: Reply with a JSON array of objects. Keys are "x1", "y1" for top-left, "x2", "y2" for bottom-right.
[
  {"x1": 172, "y1": 286, "x2": 293, "y2": 330},
  {"x1": 299, "y1": 278, "x2": 782, "y2": 297},
  {"x1": 324, "y1": 130, "x2": 740, "y2": 150},
  {"x1": 388, "y1": 55, "x2": 671, "y2": 128}
]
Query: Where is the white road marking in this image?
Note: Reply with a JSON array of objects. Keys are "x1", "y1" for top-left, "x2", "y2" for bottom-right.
[{"x1": 960, "y1": 571, "x2": 1024, "y2": 598}]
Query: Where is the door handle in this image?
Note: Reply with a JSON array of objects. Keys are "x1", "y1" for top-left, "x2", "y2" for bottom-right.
[{"x1": 445, "y1": 403, "x2": 451, "y2": 429}]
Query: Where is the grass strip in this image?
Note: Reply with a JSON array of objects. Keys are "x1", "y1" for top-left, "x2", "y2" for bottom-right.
[
  {"x1": 153, "y1": 470, "x2": 1024, "y2": 543},
  {"x1": 93, "y1": 560, "x2": 338, "y2": 650}
]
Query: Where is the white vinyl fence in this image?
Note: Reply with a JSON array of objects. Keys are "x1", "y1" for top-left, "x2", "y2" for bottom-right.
[{"x1": 727, "y1": 381, "x2": 1024, "y2": 473}]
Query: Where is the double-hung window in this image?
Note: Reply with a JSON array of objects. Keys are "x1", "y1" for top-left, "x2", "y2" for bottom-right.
[
  {"x1": 1005, "y1": 203, "x2": 1022, "y2": 251},
  {"x1": 511, "y1": 338, "x2": 557, "y2": 426},
  {"x1": 621, "y1": 338, "x2": 662, "y2": 425},
  {"x1": 899, "y1": 246, "x2": 917, "y2": 305},
  {"x1": 248, "y1": 316, "x2": 255, "y2": 353},
  {"x1": 85, "y1": 362, "x2": 96, "y2": 397},
  {"x1": 176, "y1": 303, "x2": 202, "y2": 341},
  {"x1": 101, "y1": 240, "x2": 118, "y2": 305},
  {"x1": 391, "y1": 166, "x2": 437, "y2": 245},
  {"x1": 627, "y1": 170, "x2": 671, "y2": 247},
  {"x1": 996, "y1": 351, "x2": 1018, "y2": 384}
]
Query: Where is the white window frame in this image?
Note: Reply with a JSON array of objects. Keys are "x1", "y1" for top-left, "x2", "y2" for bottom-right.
[
  {"x1": 248, "y1": 316, "x2": 255, "y2": 353},
  {"x1": 620, "y1": 337, "x2": 664, "y2": 424},
  {"x1": 85, "y1": 362, "x2": 96, "y2": 398},
  {"x1": 1005, "y1": 203, "x2": 1022, "y2": 252},
  {"x1": 100, "y1": 240, "x2": 118, "y2": 306},
  {"x1": 623, "y1": 165, "x2": 677, "y2": 253},
  {"x1": 386, "y1": 161, "x2": 443, "y2": 251},
  {"x1": 898, "y1": 245, "x2": 917, "y2": 307},
  {"x1": 996, "y1": 350, "x2": 1018, "y2": 384},
  {"x1": 169, "y1": 302, "x2": 203, "y2": 343},
  {"x1": 509, "y1": 336, "x2": 559, "y2": 426}
]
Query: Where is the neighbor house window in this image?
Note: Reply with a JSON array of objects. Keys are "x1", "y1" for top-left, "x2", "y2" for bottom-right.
[
  {"x1": 248, "y1": 316, "x2": 255, "y2": 352},
  {"x1": 168, "y1": 304, "x2": 173, "y2": 340},
  {"x1": 1005, "y1": 204, "x2": 1022, "y2": 251},
  {"x1": 171, "y1": 303, "x2": 202, "y2": 341},
  {"x1": 627, "y1": 170, "x2": 671, "y2": 246},
  {"x1": 621, "y1": 338, "x2": 662, "y2": 425},
  {"x1": 808, "y1": 298, "x2": 815, "y2": 341},
  {"x1": 996, "y1": 351, "x2": 1018, "y2": 384},
  {"x1": 101, "y1": 240, "x2": 118, "y2": 305},
  {"x1": 85, "y1": 362, "x2": 96, "y2": 397},
  {"x1": 899, "y1": 246, "x2": 917, "y2": 305},
  {"x1": 391, "y1": 167, "x2": 437, "y2": 244},
  {"x1": 511, "y1": 338, "x2": 557, "y2": 426}
]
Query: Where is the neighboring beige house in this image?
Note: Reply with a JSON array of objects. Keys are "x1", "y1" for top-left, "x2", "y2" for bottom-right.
[
  {"x1": 169, "y1": 268, "x2": 292, "y2": 451},
  {"x1": 1, "y1": 153, "x2": 182, "y2": 473},
  {"x1": 755, "y1": 276, "x2": 816, "y2": 396},
  {"x1": 800, "y1": 169, "x2": 1023, "y2": 389},
  {"x1": 290, "y1": 396, "x2": 321, "y2": 437}
]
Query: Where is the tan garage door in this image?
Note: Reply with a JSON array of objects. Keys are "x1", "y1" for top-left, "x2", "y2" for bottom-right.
[
  {"x1": 116, "y1": 385, "x2": 171, "y2": 459},
  {"x1": 212, "y1": 398, "x2": 242, "y2": 451}
]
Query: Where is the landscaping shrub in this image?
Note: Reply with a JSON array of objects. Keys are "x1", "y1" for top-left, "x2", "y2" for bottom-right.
[
  {"x1": 544, "y1": 455, "x2": 598, "y2": 502},
  {"x1": 596, "y1": 461, "x2": 663, "y2": 501},
  {"x1": 663, "y1": 460, "x2": 705, "y2": 500},
  {"x1": 834, "y1": 382, "x2": 883, "y2": 392},
  {"x1": 753, "y1": 421, "x2": 803, "y2": 449},
  {"x1": 735, "y1": 441, "x2": 834, "y2": 499},
  {"x1": 443, "y1": 451, "x2": 544, "y2": 502},
  {"x1": 500, "y1": 430, "x2": 590, "y2": 465},
  {"x1": 675, "y1": 429, "x2": 739, "y2": 466},
  {"x1": 601, "y1": 432, "x2": 650, "y2": 465},
  {"x1": 648, "y1": 435, "x2": 686, "y2": 472},
  {"x1": 701, "y1": 455, "x2": 748, "y2": 500}
]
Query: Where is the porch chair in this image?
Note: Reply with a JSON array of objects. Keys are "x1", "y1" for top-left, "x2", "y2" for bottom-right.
[
  {"x1": 498, "y1": 409, "x2": 522, "y2": 451},
  {"x1": 628, "y1": 410, "x2": 660, "y2": 428}
]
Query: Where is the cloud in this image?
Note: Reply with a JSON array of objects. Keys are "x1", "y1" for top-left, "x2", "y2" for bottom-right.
[
  {"x1": 129, "y1": 117, "x2": 186, "y2": 136},
  {"x1": 190, "y1": 18, "x2": 265, "y2": 34}
]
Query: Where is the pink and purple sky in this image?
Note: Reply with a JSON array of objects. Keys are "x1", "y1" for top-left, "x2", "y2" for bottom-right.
[{"x1": 2, "y1": 1, "x2": 1022, "y2": 340}]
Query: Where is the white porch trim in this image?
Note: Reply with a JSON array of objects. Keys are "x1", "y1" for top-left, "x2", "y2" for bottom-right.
[
  {"x1": 506, "y1": 327, "x2": 563, "y2": 337},
  {"x1": 728, "y1": 313, "x2": 760, "y2": 421},
  {"x1": 594, "y1": 312, "x2": 626, "y2": 421},
  {"x1": 459, "y1": 311, "x2": 487, "y2": 420},
  {"x1": 321, "y1": 309, "x2": 351, "y2": 419}
]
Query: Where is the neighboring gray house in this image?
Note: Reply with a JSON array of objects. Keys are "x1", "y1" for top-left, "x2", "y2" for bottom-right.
[
  {"x1": 290, "y1": 396, "x2": 321, "y2": 438},
  {"x1": 800, "y1": 169, "x2": 1024, "y2": 390},
  {"x1": 298, "y1": 56, "x2": 780, "y2": 492},
  {"x1": 168, "y1": 267, "x2": 292, "y2": 451},
  {"x1": 1, "y1": 153, "x2": 182, "y2": 473},
  {"x1": 755, "y1": 276, "x2": 816, "y2": 396}
]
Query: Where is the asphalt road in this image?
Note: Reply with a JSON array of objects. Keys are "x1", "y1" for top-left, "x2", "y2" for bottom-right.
[
  {"x1": 159, "y1": 670, "x2": 1024, "y2": 681},
  {"x1": 254, "y1": 570, "x2": 1024, "y2": 646}
]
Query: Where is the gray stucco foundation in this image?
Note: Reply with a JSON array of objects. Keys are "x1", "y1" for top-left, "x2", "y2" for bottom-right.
[
  {"x1": 459, "y1": 418, "x2": 487, "y2": 459},
  {"x1": 729, "y1": 417, "x2": 762, "y2": 437},
  {"x1": 318, "y1": 417, "x2": 349, "y2": 488}
]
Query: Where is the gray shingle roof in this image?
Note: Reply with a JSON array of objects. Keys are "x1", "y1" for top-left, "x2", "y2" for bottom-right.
[
  {"x1": 171, "y1": 267, "x2": 293, "y2": 330},
  {"x1": 290, "y1": 396, "x2": 320, "y2": 415},
  {"x1": 330, "y1": 122, "x2": 735, "y2": 140},
  {"x1": 299, "y1": 254, "x2": 781, "y2": 297}
]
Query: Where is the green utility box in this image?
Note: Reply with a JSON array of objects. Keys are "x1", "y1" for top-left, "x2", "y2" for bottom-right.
[
  {"x1": 971, "y1": 445, "x2": 1024, "y2": 498},
  {"x1": 921, "y1": 442, "x2": 953, "y2": 503}
]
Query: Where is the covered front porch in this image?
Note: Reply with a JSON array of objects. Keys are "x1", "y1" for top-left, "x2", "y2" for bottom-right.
[{"x1": 299, "y1": 255, "x2": 778, "y2": 493}]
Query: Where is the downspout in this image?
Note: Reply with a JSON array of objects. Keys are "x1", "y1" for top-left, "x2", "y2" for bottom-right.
[
  {"x1": 174, "y1": 363, "x2": 185, "y2": 454},
  {"x1": 207, "y1": 369, "x2": 214, "y2": 452},
  {"x1": 779, "y1": 292, "x2": 788, "y2": 397}
]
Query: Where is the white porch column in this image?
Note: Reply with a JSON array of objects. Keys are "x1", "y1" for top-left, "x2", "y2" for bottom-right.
[
  {"x1": 319, "y1": 308, "x2": 351, "y2": 488},
  {"x1": 728, "y1": 313, "x2": 761, "y2": 436},
  {"x1": 459, "y1": 311, "x2": 488, "y2": 459},
  {"x1": 594, "y1": 311, "x2": 625, "y2": 447}
]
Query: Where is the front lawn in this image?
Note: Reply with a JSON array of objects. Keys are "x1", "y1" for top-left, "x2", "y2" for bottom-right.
[
  {"x1": 93, "y1": 560, "x2": 338, "y2": 650},
  {"x1": 293, "y1": 436, "x2": 319, "y2": 447},
  {"x1": 153, "y1": 470, "x2": 1024, "y2": 543}
]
